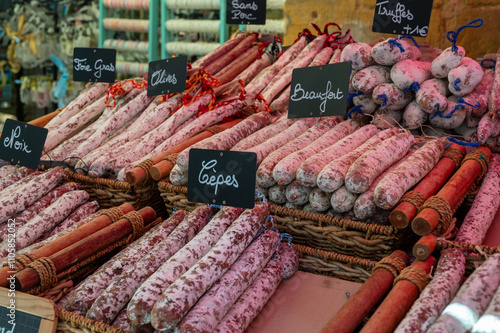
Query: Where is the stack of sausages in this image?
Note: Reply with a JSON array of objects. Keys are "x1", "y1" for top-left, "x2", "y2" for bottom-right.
[
  {"x1": 0, "y1": 166, "x2": 100, "y2": 260},
  {"x1": 61, "y1": 204, "x2": 299, "y2": 332}
]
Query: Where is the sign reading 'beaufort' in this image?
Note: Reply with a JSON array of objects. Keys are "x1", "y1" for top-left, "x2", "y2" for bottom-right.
[
  {"x1": 73, "y1": 47, "x2": 116, "y2": 83},
  {"x1": 372, "y1": 0, "x2": 434, "y2": 37},
  {"x1": 287, "y1": 61, "x2": 351, "y2": 119},
  {"x1": 0, "y1": 119, "x2": 48, "y2": 170},
  {"x1": 147, "y1": 56, "x2": 188, "y2": 96},
  {"x1": 187, "y1": 149, "x2": 257, "y2": 209},
  {"x1": 226, "y1": 0, "x2": 267, "y2": 25}
]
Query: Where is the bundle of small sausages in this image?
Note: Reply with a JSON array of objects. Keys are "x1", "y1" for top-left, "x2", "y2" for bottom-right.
[
  {"x1": 343, "y1": 37, "x2": 500, "y2": 145},
  {"x1": 61, "y1": 204, "x2": 299, "y2": 333},
  {"x1": 0, "y1": 165, "x2": 100, "y2": 260}
]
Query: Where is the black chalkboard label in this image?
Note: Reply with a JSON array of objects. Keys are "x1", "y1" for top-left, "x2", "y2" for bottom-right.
[
  {"x1": 147, "y1": 56, "x2": 188, "y2": 96},
  {"x1": 288, "y1": 61, "x2": 351, "y2": 119},
  {"x1": 187, "y1": 149, "x2": 257, "y2": 209},
  {"x1": 73, "y1": 47, "x2": 116, "y2": 83},
  {"x1": 372, "y1": 0, "x2": 433, "y2": 37},
  {"x1": 0, "y1": 305, "x2": 41, "y2": 333},
  {"x1": 226, "y1": 0, "x2": 267, "y2": 25},
  {"x1": 0, "y1": 119, "x2": 48, "y2": 170}
]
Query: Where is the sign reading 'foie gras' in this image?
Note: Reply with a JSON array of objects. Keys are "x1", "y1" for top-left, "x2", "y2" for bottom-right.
[{"x1": 73, "y1": 47, "x2": 116, "y2": 83}]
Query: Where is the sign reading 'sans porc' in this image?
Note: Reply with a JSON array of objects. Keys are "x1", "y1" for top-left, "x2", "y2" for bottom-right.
[{"x1": 226, "y1": 0, "x2": 267, "y2": 25}]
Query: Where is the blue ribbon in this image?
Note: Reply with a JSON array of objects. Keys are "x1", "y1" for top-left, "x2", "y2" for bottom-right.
[
  {"x1": 452, "y1": 78, "x2": 462, "y2": 92},
  {"x1": 398, "y1": 35, "x2": 420, "y2": 48},
  {"x1": 377, "y1": 94, "x2": 388, "y2": 107},
  {"x1": 430, "y1": 104, "x2": 465, "y2": 120},
  {"x1": 480, "y1": 58, "x2": 496, "y2": 69},
  {"x1": 447, "y1": 18, "x2": 484, "y2": 52},
  {"x1": 347, "y1": 105, "x2": 364, "y2": 119},
  {"x1": 209, "y1": 204, "x2": 223, "y2": 209},
  {"x1": 404, "y1": 82, "x2": 421, "y2": 93},
  {"x1": 388, "y1": 38, "x2": 405, "y2": 53},
  {"x1": 347, "y1": 91, "x2": 363, "y2": 103},
  {"x1": 278, "y1": 233, "x2": 293, "y2": 247},
  {"x1": 447, "y1": 137, "x2": 480, "y2": 147},
  {"x1": 49, "y1": 54, "x2": 69, "y2": 107},
  {"x1": 457, "y1": 96, "x2": 480, "y2": 109},
  {"x1": 255, "y1": 189, "x2": 268, "y2": 205}
]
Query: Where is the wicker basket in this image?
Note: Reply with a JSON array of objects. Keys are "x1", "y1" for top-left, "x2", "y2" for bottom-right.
[
  {"x1": 293, "y1": 243, "x2": 376, "y2": 283},
  {"x1": 158, "y1": 180, "x2": 410, "y2": 261},
  {"x1": 66, "y1": 169, "x2": 167, "y2": 218}
]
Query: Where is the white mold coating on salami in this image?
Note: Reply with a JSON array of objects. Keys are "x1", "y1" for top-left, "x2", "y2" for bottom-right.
[
  {"x1": 86, "y1": 206, "x2": 212, "y2": 324},
  {"x1": 340, "y1": 43, "x2": 374, "y2": 71},
  {"x1": 256, "y1": 117, "x2": 339, "y2": 188},
  {"x1": 2, "y1": 190, "x2": 88, "y2": 255},
  {"x1": 213, "y1": 258, "x2": 284, "y2": 333},
  {"x1": 374, "y1": 138, "x2": 447, "y2": 209},
  {"x1": 150, "y1": 204, "x2": 269, "y2": 330},
  {"x1": 429, "y1": 98, "x2": 467, "y2": 130},
  {"x1": 331, "y1": 186, "x2": 358, "y2": 213},
  {"x1": 308, "y1": 188, "x2": 332, "y2": 212},
  {"x1": 277, "y1": 242, "x2": 299, "y2": 279},
  {"x1": 272, "y1": 120, "x2": 359, "y2": 186},
  {"x1": 65, "y1": 210, "x2": 187, "y2": 315},
  {"x1": 430, "y1": 46, "x2": 466, "y2": 78},
  {"x1": 372, "y1": 83, "x2": 413, "y2": 111},
  {"x1": 286, "y1": 180, "x2": 313, "y2": 206},
  {"x1": 126, "y1": 207, "x2": 243, "y2": 326},
  {"x1": 44, "y1": 200, "x2": 100, "y2": 239},
  {"x1": 351, "y1": 65, "x2": 392, "y2": 94},
  {"x1": 448, "y1": 57, "x2": 484, "y2": 96},
  {"x1": 395, "y1": 249, "x2": 466, "y2": 333},
  {"x1": 353, "y1": 94, "x2": 378, "y2": 114},
  {"x1": 403, "y1": 101, "x2": 429, "y2": 129},
  {"x1": 372, "y1": 108, "x2": 403, "y2": 129},
  {"x1": 416, "y1": 79, "x2": 449, "y2": 114},
  {"x1": 462, "y1": 69, "x2": 494, "y2": 118},
  {"x1": 268, "y1": 185, "x2": 287, "y2": 204},
  {"x1": 0, "y1": 167, "x2": 67, "y2": 224},
  {"x1": 0, "y1": 167, "x2": 35, "y2": 192},
  {"x1": 170, "y1": 164, "x2": 189, "y2": 186},
  {"x1": 455, "y1": 154, "x2": 500, "y2": 244},
  {"x1": 176, "y1": 230, "x2": 280, "y2": 333},
  {"x1": 391, "y1": 60, "x2": 433, "y2": 91},
  {"x1": 426, "y1": 253, "x2": 500, "y2": 333},
  {"x1": 297, "y1": 125, "x2": 380, "y2": 188},
  {"x1": 345, "y1": 133, "x2": 415, "y2": 194},
  {"x1": 316, "y1": 128, "x2": 400, "y2": 193},
  {"x1": 371, "y1": 39, "x2": 421, "y2": 66}
]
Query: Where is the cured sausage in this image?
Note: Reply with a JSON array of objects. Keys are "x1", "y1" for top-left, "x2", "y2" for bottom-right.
[
  {"x1": 430, "y1": 46, "x2": 466, "y2": 78},
  {"x1": 297, "y1": 125, "x2": 380, "y2": 188},
  {"x1": 272, "y1": 120, "x2": 359, "y2": 186},
  {"x1": 64, "y1": 210, "x2": 187, "y2": 315},
  {"x1": 86, "y1": 206, "x2": 212, "y2": 324},
  {"x1": 351, "y1": 65, "x2": 391, "y2": 94},
  {"x1": 448, "y1": 57, "x2": 484, "y2": 96},
  {"x1": 150, "y1": 204, "x2": 269, "y2": 331},
  {"x1": 176, "y1": 230, "x2": 280, "y2": 333},
  {"x1": 415, "y1": 79, "x2": 448, "y2": 114},
  {"x1": 127, "y1": 207, "x2": 243, "y2": 330},
  {"x1": 340, "y1": 43, "x2": 374, "y2": 71},
  {"x1": 391, "y1": 60, "x2": 433, "y2": 91},
  {"x1": 330, "y1": 186, "x2": 358, "y2": 213},
  {"x1": 371, "y1": 38, "x2": 421, "y2": 66},
  {"x1": 345, "y1": 132, "x2": 415, "y2": 194},
  {"x1": 403, "y1": 101, "x2": 429, "y2": 129}
]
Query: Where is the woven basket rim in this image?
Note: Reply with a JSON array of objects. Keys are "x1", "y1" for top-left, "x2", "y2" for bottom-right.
[
  {"x1": 293, "y1": 243, "x2": 377, "y2": 270},
  {"x1": 65, "y1": 168, "x2": 131, "y2": 191}
]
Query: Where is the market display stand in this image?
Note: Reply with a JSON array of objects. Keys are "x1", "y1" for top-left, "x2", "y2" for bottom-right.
[{"x1": 246, "y1": 271, "x2": 362, "y2": 333}]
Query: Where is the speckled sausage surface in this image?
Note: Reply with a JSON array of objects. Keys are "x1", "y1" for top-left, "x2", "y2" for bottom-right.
[{"x1": 150, "y1": 204, "x2": 269, "y2": 331}]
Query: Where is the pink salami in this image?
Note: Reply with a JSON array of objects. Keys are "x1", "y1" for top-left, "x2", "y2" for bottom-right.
[
  {"x1": 297, "y1": 125, "x2": 380, "y2": 188},
  {"x1": 150, "y1": 204, "x2": 269, "y2": 331},
  {"x1": 0, "y1": 167, "x2": 35, "y2": 192},
  {"x1": 176, "y1": 229, "x2": 280, "y2": 333},
  {"x1": 44, "y1": 200, "x2": 100, "y2": 238},
  {"x1": 231, "y1": 116, "x2": 294, "y2": 152},
  {"x1": 340, "y1": 43, "x2": 374, "y2": 71},
  {"x1": 65, "y1": 210, "x2": 187, "y2": 315},
  {"x1": 345, "y1": 132, "x2": 415, "y2": 194},
  {"x1": 430, "y1": 46, "x2": 466, "y2": 78},
  {"x1": 415, "y1": 78, "x2": 449, "y2": 114},
  {"x1": 86, "y1": 206, "x2": 213, "y2": 324},
  {"x1": 351, "y1": 65, "x2": 392, "y2": 94},
  {"x1": 127, "y1": 207, "x2": 243, "y2": 329}
]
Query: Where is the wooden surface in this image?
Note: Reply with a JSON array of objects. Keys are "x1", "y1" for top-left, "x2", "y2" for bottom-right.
[
  {"x1": 0, "y1": 287, "x2": 57, "y2": 333},
  {"x1": 246, "y1": 271, "x2": 362, "y2": 333}
]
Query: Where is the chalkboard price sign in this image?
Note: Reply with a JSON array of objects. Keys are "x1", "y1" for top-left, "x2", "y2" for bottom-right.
[
  {"x1": 0, "y1": 119, "x2": 48, "y2": 170},
  {"x1": 73, "y1": 47, "x2": 117, "y2": 83},
  {"x1": 372, "y1": 0, "x2": 433, "y2": 37},
  {"x1": 0, "y1": 287, "x2": 57, "y2": 333},
  {"x1": 187, "y1": 149, "x2": 257, "y2": 209},
  {"x1": 287, "y1": 61, "x2": 351, "y2": 119},
  {"x1": 147, "y1": 56, "x2": 188, "y2": 96},
  {"x1": 226, "y1": 0, "x2": 267, "y2": 25}
]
